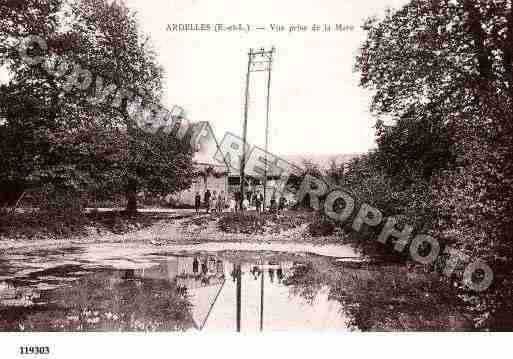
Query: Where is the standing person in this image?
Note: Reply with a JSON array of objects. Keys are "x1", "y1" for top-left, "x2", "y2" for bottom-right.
[
  {"x1": 204, "y1": 189, "x2": 211, "y2": 213},
  {"x1": 211, "y1": 191, "x2": 217, "y2": 213},
  {"x1": 278, "y1": 196, "x2": 286, "y2": 213},
  {"x1": 242, "y1": 196, "x2": 249, "y2": 211},
  {"x1": 247, "y1": 191, "x2": 252, "y2": 208},
  {"x1": 277, "y1": 267, "x2": 284, "y2": 283},
  {"x1": 194, "y1": 191, "x2": 201, "y2": 214},
  {"x1": 255, "y1": 192, "x2": 262, "y2": 213},
  {"x1": 201, "y1": 259, "x2": 208, "y2": 275},
  {"x1": 217, "y1": 191, "x2": 225, "y2": 212},
  {"x1": 234, "y1": 190, "x2": 241, "y2": 212},
  {"x1": 270, "y1": 192, "x2": 277, "y2": 212},
  {"x1": 193, "y1": 257, "x2": 199, "y2": 274},
  {"x1": 259, "y1": 192, "x2": 264, "y2": 212},
  {"x1": 229, "y1": 195, "x2": 237, "y2": 212}
]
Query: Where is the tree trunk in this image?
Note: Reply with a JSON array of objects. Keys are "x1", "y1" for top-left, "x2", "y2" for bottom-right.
[
  {"x1": 123, "y1": 97, "x2": 138, "y2": 216},
  {"x1": 125, "y1": 177, "x2": 138, "y2": 215}
]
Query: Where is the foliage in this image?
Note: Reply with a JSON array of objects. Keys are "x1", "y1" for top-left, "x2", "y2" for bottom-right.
[
  {"x1": 282, "y1": 259, "x2": 471, "y2": 330},
  {"x1": 1, "y1": 271, "x2": 193, "y2": 331},
  {"x1": 217, "y1": 211, "x2": 309, "y2": 235},
  {"x1": 354, "y1": 0, "x2": 513, "y2": 329},
  {"x1": 0, "y1": 210, "x2": 160, "y2": 240},
  {"x1": 217, "y1": 213, "x2": 268, "y2": 235},
  {"x1": 0, "y1": 0, "x2": 195, "y2": 213},
  {"x1": 307, "y1": 213, "x2": 336, "y2": 237}
]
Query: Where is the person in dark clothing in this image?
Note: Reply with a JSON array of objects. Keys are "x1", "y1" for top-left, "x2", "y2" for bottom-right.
[
  {"x1": 278, "y1": 196, "x2": 286, "y2": 213},
  {"x1": 201, "y1": 259, "x2": 208, "y2": 275},
  {"x1": 255, "y1": 193, "x2": 262, "y2": 213},
  {"x1": 204, "y1": 189, "x2": 211, "y2": 213},
  {"x1": 193, "y1": 257, "x2": 199, "y2": 274},
  {"x1": 270, "y1": 193, "x2": 277, "y2": 212},
  {"x1": 194, "y1": 192, "x2": 201, "y2": 213},
  {"x1": 268, "y1": 268, "x2": 275, "y2": 283},
  {"x1": 234, "y1": 191, "x2": 241, "y2": 212},
  {"x1": 259, "y1": 193, "x2": 264, "y2": 212},
  {"x1": 277, "y1": 267, "x2": 284, "y2": 282}
]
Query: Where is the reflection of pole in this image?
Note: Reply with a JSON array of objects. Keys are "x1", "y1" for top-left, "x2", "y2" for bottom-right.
[
  {"x1": 263, "y1": 47, "x2": 274, "y2": 212},
  {"x1": 260, "y1": 259, "x2": 264, "y2": 331},
  {"x1": 201, "y1": 278, "x2": 225, "y2": 330},
  {"x1": 236, "y1": 264, "x2": 242, "y2": 332},
  {"x1": 240, "y1": 49, "x2": 252, "y2": 212}
]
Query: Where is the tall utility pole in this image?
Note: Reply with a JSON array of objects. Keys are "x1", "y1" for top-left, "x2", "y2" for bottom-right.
[
  {"x1": 239, "y1": 47, "x2": 275, "y2": 211},
  {"x1": 263, "y1": 47, "x2": 274, "y2": 212},
  {"x1": 240, "y1": 49, "x2": 252, "y2": 212}
]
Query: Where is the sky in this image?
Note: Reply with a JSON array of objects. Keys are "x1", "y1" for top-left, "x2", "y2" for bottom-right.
[
  {"x1": 3, "y1": 0, "x2": 409, "y2": 156},
  {"x1": 121, "y1": 0, "x2": 410, "y2": 156}
]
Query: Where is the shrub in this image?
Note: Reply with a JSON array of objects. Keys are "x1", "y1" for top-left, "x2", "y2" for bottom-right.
[
  {"x1": 217, "y1": 213, "x2": 267, "y2": 235},
  {"x1": 307, "y1": 213, "x2": 336, "y2": 237}
]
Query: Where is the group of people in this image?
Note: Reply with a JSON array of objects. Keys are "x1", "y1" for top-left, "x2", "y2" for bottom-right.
[
  {"x1": 194, "y1": 188, "x2": 288, "y2": 213},
  {"x1": 194, "y1": 189, "x2": 226, "y2": 213},
  {"x1": 233, "y1": 190, "x2": 264, "y2": 212}
]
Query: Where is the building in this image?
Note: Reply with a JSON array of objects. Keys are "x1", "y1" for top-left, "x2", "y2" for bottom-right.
[
  {"x1": 170, "y1": 121, "x2": 321, "y2": 208},
  {"x1": 169, "y1": 121, "x2": 290, "y2": 207},
  {"x1": 168, "y1": 122, "x2": 230, "y2": 206}
]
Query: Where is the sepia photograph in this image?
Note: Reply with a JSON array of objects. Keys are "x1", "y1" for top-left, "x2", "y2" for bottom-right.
[{"x1": 0, "y1": 0, "x2": 512, "y2": 357}]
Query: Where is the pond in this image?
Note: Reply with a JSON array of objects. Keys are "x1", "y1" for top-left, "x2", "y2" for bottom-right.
[{"x1": 0, "y1": 244, "x2": 468, "y2": 331}]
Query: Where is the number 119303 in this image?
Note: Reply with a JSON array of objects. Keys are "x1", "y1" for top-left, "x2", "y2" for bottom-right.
[{"x1": 20, "y1": 346, "x2": 50, "y2": 355}]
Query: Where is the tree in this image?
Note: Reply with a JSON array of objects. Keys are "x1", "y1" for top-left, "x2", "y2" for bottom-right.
[
  {"x1": 356, "y1": 0, "x2": 513, "y2": 328},
  {"x1": 0, "y1": 0, "x2": 88, "y2": 207},
  {"x1": 67, "y1": 0, "x2": 194, "y2": 213},
  {"x1": 0, "y1": 0, "x2": 195, "y2": 213}
]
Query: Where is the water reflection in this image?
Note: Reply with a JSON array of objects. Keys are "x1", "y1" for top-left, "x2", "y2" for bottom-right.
[
  {"x1": 128, "y1": 255, "x2": 349, "y2": 332},
  {"x1": 0, "y1": 253, "x2": 351, "y2": 332},
  {"x1": 0, "y1": 250, "x2": 468, "y2": 331}
]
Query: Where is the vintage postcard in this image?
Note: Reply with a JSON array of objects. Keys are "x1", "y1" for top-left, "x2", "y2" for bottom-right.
[{"x1": 0, "y1": 0, "x2": 511, "y2": 357}]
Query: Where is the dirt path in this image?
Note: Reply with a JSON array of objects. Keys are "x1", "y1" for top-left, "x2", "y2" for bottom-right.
[{"x1": 0, "y1": 213, "x2": 347, "y2": 255}]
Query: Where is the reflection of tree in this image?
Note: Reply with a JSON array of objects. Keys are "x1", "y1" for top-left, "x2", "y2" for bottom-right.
[
  {"x1": 16, "y1": 271, "x2": 194, "y2": 331},
  {"x1": 283, "y1": 263, "x2": 327, "y2": 305},
  {"x1": 283, "y1": 261, "x2": 470, "y2": 331},
  {"x1": 326, "y1": 266, "x2": 469, "y2": 331}
]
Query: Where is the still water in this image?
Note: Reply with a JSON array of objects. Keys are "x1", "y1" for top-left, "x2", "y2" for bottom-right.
[
  {"x1": 0, "y1": 247, "x2": 360, "y2": 331},
  {"x1": 0, "y1": 244, "x2": 463, "y2": 331}
]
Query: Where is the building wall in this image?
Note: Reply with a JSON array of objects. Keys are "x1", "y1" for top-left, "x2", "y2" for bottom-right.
[{"x1": 171, "y1": 165, "x2": 228, "y2": 206}]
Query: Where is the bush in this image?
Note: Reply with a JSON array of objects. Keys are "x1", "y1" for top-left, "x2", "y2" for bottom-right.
[
  {"x1": 39, "y1": 186, "x2": 83, "y2": 213},
  {"x1": 307, "y1": 213, "x2": 336, "y2": 237},
  {"x1": 0, "y1": 210, "x2": 160, "y2": 240},
  {"x1": 0, "y1": 210, "x2": 89, "y2": 239},
  {"x1": 217, "y1": 213, "x2": 267, "y2": 235}
]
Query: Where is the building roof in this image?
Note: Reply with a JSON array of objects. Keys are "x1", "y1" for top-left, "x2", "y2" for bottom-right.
[{"x1": 190, "y1": 122, "x2": 229, "y2": 169}]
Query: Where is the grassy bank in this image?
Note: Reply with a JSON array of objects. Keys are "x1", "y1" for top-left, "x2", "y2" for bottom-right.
[{"x1": 0, "y1": 210, "x2": 165, "y2": 241}]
